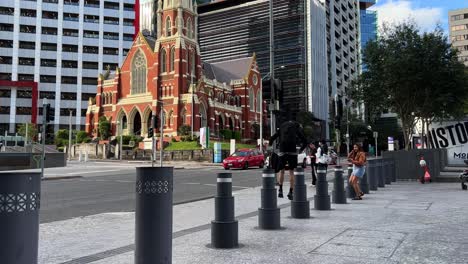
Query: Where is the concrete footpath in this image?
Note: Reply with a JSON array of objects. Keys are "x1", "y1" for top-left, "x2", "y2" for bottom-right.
[{"x1": 39, "y1": 178, "x2": 468, "y2": 264}]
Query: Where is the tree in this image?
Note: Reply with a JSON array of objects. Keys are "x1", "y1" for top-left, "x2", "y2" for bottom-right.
[
  {"x1": 76, "y1": 131, "x2": 91, "y2": 143},
  {"x1": 351, "y1": 21, "x2": 468, "y2": 149},
  {"x1": 296, "y1": 111, "x2": 323, "y2": 143},
  {"x1": 17, "y1": 123, "x2": 38, "y2": 142},
  {"x1": 178, "y1": 125, "x2": 191, "y2": 136},
  {"x1": 98, "y1": 116, "x2": 111, "y2": 140}
]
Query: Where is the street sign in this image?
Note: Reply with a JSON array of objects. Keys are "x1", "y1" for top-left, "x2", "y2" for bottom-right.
[{"x1": 373, "y1": 131, "x2": 378, "y2": 138}]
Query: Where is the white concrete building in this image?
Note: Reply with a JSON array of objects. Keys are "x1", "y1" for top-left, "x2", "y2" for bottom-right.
[
  {"x1": 139, "y1": 0, "x2": 155, "y2": 35},
  {"x1": 449, "y1": 8, "x2": 468, "y2": 67},
  {"x1": 0, "y1": 0, "x2": 135, "y2": 132}
]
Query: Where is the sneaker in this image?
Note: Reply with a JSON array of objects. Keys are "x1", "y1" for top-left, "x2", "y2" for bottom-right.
[
  {"x1": 352, "y1": 196, "x2": 362, "y2": 200},
  {"x1": 312, "y1": 180, "x2": 316, "y2": 186},
  {"x1": 287, "y1": 192, "x2": 293, "y2": 200},
  {"x1": 278, "y1": 190, "x2": 284, "y2": 198}
]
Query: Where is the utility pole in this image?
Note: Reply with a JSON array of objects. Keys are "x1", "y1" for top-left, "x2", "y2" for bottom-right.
[
  {"x1": 191, "y1": 70, "x2": 194, "y2": 140},
  {"x1": 259, "y1": 79, "x2": 263, "y2": 153},
  {"x1": 151, "y1": 113, "x2": 156, "y2": 167},
  {"x1": 41, "y1": 99, "x2": 48, "y2": 178},
  {"x1": 25, "y1": 122, "x2": 28, "y2": 153},
  {"x1": 159, "y1": 101, "x2": 164, "y2": 167},
  {"x1": 68, "y1": 110, "x2": 72, "y2": 161},
  {"x1": 269, "y1": 0, "x2": 275, "y2": 136}
]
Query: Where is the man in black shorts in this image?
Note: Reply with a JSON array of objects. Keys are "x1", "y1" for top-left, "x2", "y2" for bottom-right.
[{"x1": 270, "y1": 118, "x2": 307, "y2": 200}]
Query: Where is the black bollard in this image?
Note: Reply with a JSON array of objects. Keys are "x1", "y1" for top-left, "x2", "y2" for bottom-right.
[
  {"x1": 291, "y1": 168, "x2": 310, "y2": 218},
  {"x1": 211, "y1": 173, "x2": 238, "y2": 248},
  {"x1": 359, "y1": 167, "x2": 370, "y2": 194},
  {"x1": 378, "y1": 159, "x2": 385, "y2": 188},
  {"x1": 258, "y1": 168, "x2": 281, "y2": 229},
  {"x1": 315, "y1": 163, "x2": 331, "y2": 210},
  {"x1": 332, "y1": 166, "x2": 347, "y2": 204},
  {"x1": 368, "y1": 160, "x2": 378, "y2": 191},
  {"x1": 391, "y1": 159, "x2": 397, "y2": 182},
  {"x1": 0, "y1": 172, "x2": 41, "y2": 264},
  {"x1": 384, "y1": 159, "x2": 392, "y2": 184},
  {"x1": 346, "y1": 164, "x2": 356, "y2": 198},
  {"x1": 135, "y1": 167, "x2": 173, "y2": 264}
]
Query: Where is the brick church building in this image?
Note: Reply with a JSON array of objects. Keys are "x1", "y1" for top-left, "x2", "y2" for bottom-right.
[{"x1": 85, "y1": 0, "x2": 265, "y2": 141}]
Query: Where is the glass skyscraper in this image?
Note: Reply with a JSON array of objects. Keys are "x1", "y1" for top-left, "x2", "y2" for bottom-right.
[{"x1": 359, "y1": 0, "x2": 377, "y2": 70}]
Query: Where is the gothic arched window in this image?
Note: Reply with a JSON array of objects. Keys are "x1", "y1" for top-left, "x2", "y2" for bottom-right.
[
  {"x1": 257, "y1": 90, "x2": 261, "y2": 112},
  {"x1": 131, "y1": 51, "x2": 147, "y2": 94},
  {"x1": 249, "y1": 88, "x2": 255, "y2": 111},
  {"x1": 191, "y1": 50, "x2": 196, "y2": 75},
  {"x1": 165, "y1": 16, "x2": 171, "y2": 37},
  {"x1": 186, "y1": 18, "x2": 192, "y2": 38},
  {"x1": 160, "y1": 48, "x2": 167, "y2": 73},
  {"x1": 169, "y1": 46, "x2": 175, "y2": 72},
  {"x1": 180, "y1": 108, "x2": 186, "y2": 124}
]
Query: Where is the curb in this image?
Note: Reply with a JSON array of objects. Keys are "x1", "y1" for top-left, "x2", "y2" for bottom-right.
[{"x1": 42, "y1": 175, "x2": 83, "y2": 181}]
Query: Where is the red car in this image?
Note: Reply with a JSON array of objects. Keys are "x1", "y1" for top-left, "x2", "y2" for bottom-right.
[{"x1": 223, "y1": 149, "x2": 265, "y2": 170}]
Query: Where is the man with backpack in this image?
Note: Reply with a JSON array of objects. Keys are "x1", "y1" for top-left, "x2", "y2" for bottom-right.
[{"x1": 270, "y1": 118, "x2": 308, "y2": 200}]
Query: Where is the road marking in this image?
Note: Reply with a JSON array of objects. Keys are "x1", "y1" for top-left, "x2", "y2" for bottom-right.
[
  {"x1": 232, "y1": 186, "x2": 250, "y2": 189},
  {"x1": 182, "y1": 182, "x2": 201, "y2": 185},
  {"x1": 203, "y1": 184, "x2": 217, "y2": 187},
  {"x1": 66, "y1": 169, "x2": 125, "y2": 175}
]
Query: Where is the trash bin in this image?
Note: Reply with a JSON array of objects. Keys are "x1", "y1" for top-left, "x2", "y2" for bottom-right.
[{"x1": 0, "y1": 172, "x2": 41, "y2": 264}]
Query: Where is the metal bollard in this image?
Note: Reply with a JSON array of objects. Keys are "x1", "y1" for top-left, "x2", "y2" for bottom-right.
[
  {"x1": 258, "y1": 168, "x2": 281, "y2": 229},
  {"x1": 211, "y1": 173, "x2": 238, "y2": 248},
  {"x1": 346, "y1": 164, "x2": 356, "y2": 198},
  {"x1": 314, "y1": 163, "x2": 331, "y2": 210},
  {"x1": 332, "y1": 166, "x2": 347, "y2": 204},
  {"x1": 378, "y1": 159, "x2": 385, "y2": 188},
  {"x1": 135, "y1": 167, "x2": 173, "y2": 264},
  {"x1": 84, "y1": 151, "x2": 89, "y2": 163},
  {"x1": 0, "y1": 172, "x2": 41, "y2": 264},
  {"x1": 391, "y1": 159, "x2": 397, "y2": 182},
  {"x1": 368, "y1": 160, "x2": 378, "y2": 191},
  {"x1": 384, "y1": 159, "x2": 392, "y2": 184},
  {"x1": 78, "y1": 151, "x2": 82, "y2": 162},
  {"x1": 291, "y1": 168, "x2": 310, "y2": 218},
  {"x1": 359, "y1": 168, "x2": 370, "y2": 194}
]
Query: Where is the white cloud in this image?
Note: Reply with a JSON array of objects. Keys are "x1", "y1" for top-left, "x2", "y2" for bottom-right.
[{"x1": 371, "y1": 0, "x2": 444, "y2": 32}]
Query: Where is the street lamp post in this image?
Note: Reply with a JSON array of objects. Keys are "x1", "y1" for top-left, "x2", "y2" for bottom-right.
[
  {"x1": 269, "y1": 0, "x2": 275, "y2": 136},
  {"x1": 263, "y1": 65, "x2": 285, "y2": 140},
  {"x1": 41, "y1": 98, "x2": 48, "y2": 178},
  {"x1": 191, "y1": 70, "x2": 194, "y2": 140}
]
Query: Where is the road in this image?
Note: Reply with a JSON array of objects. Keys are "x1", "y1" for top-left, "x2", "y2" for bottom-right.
[{"x1": 40, "y1": 162, "x2": 314, "y2": 223}]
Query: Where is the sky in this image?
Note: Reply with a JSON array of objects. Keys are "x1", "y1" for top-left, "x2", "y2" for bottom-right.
[{"x1": 370, "y1": 0, "x2": 468, "y2": 34}]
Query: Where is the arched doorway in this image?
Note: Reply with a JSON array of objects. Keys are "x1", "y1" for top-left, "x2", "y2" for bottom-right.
[{"x1": 133, "y1": 111, "x2": 142, "y2": 135}]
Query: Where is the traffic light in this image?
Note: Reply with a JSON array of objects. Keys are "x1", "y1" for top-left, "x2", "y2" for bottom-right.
[
  {"x1": 44, "y1": 104, "x2": 54, "y2": 123},
  {"x1": 273, "y1": 78, "x2": 283, "y2": 105}
]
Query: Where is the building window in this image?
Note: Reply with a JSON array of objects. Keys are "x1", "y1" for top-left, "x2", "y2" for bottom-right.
[
  {"x1": 0, "y1": 7, "x2": 14, "y2": 16},
  {"x1": 63, "y1": 28, "x2": 79, "y2": 37},
  {"x1": 62, "y1": 60, "x2": 78, "y2": 68},
  {"x1": 0, "y1": 106, "x2": 10, "y2": 114},
  {"x1": 84, "y1": 30, "x2": 99, "y2": 39},
  {"x1": 62, "y1": 44, "x2": 78, "y2": 53},
  {"x1": 16, "y1": 107, "x2": 32, "y2": 115},
  {"x1": 18, "y1": 57, "x2": 35, "y2": 66},
  {"x1": 42, "y1": 11, "x2": 58, "y2": 20},
  {"x1": 41, "y1": 59, "x2": 56, "y2": 67},
  {"x1": 42, "y1": 27, "x2": 57, "y2": 35},
  {"x1": 169, "y1": 47, "x2": 175, "y2": 72},
  {"x1": 82, "y1": 77, "x2": 97, "y2": 85},
  {"x1": 191, "y1": 51, "x2": 195, "y2": 75},
  {"x1": 104, "y1": 1, "x2": 120, "y2": 10},
  {"x1": 41, "y1": 43, "x2": 57, "y2": 51},
  {"x1": 40, "y1": 75, "x2": 56, "y2": 83},
  {"x1": 131, "y1": 51, "x2": 147, "y2": 94},
  {"x1": 249, "y1": 89, "x2": 254, "y2": 111},
  {"x1": 160, "y1": 48, "x2": 167, "y2": 73},
  {"x1": 61, "y1": 92, "x2": 77, "y2": 100},
  {"x1": 103, "y1": 47, "x2": 119, "y2": 55},
  {"x1": 186, "y1": 18, "x2": 192, "y2": 38},
  {"x1": 82, "y1": 93, "x2": 94, "y2": 101},
  {"x1": 123, "y1": 49, "x2": 130, "y2": 56},
  {"x1": 103, "y1": 62, "x2": 118, "y2": 70},
  {"x1": 165, "y1": 17, "x2": 171, "y2": 37},
  {"x1": 180, "y1": 108, "x2": 186, "y2": 125},
  {"x1": 63, "y1": 13, "x2": 79, "y2": 21},
  {"x1": 17, "y1": 90, "x2": 32, "y2": 98},
  {"x1": 84, "y1": 0, "x2": 99, "y2": 8},
  {"x1": 0, "y1": 89, "x2": 11, "y2": 97},
  {"x1": 83, "y1": 45, "x2": 98, "y2": 54},
  {"x1": 0, "y1": 56, "x2": 12, "y2": 64},
  {"x1": 124, "y1": 3, "x2": 134, "y2": 11},
  {"x1": 83, "y1": 61, "x2": 98, "y2": 69},
  {"x1": 0, "y1": 73, "x2": 12, "y2": 81},
  {"x1": 20, "y1": 25, "x2": 36, "y2": 34},
  {"x1": 123, "y1": 34, "x2": 133, "y2": 41},
  {"x1": 18, "y1": 74, "x2": 34, "y2": 81},
  {"x1": 256, "y1": 90, "x2": 261, "y2": 112},
  {"x1": 62, "y1": 76, "x2": 77, "y2": 84},
  {"x1": 123, "y1": 19, "x2": 134, "y2": 26},
  {"x1": 19, "y1": 41, "x2": 35, "y2": 49},
  {"x1": 19, "y1": 8, "x2": 35, "y2": 17},
  {"x1": 103, "y1": 32, "x2": 119, "y2": 40},
  {"x1": 104, "y1": 16, "x2": 119, "y2": 25},
  {"x1": 0, "y1": 39, "x2": 13, "y2": 48},
  {"x1": 0, "y1": 23, "x2": 14, "y2": 32}
]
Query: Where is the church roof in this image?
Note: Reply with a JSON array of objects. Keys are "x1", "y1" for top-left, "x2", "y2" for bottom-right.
[
  {"x1": 202, "y1": 57, "x2": 252, "y2": 84},
  {"x1": 142, "y1": 34, "x2": 156, "y2": 50}
]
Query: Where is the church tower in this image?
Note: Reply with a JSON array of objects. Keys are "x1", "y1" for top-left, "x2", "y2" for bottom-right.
[{"x1": 154, "y1": 0, "x2": 200, "y2": 133}]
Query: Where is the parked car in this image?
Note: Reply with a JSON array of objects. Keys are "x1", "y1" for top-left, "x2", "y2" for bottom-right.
[{"x1": 223, "y1": 149, "x2": 265, "y2": 170}]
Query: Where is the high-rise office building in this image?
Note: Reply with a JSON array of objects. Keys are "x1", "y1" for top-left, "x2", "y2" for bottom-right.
[
  {"x1": 449, "y1": 8, "x2": 468, "y2": 66},
  {"x1": 325, "y1": 0, "x2": 360, "y2": 116},
  {"x1": 0, "y1": 0, "x2": 136, "y2": 133},
  {"x1": 359, "y1": 0, "x2": 377, "y2": 69},
  {"x1": 197, "y1": 0, "x2": 328, "y2": 127}
]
